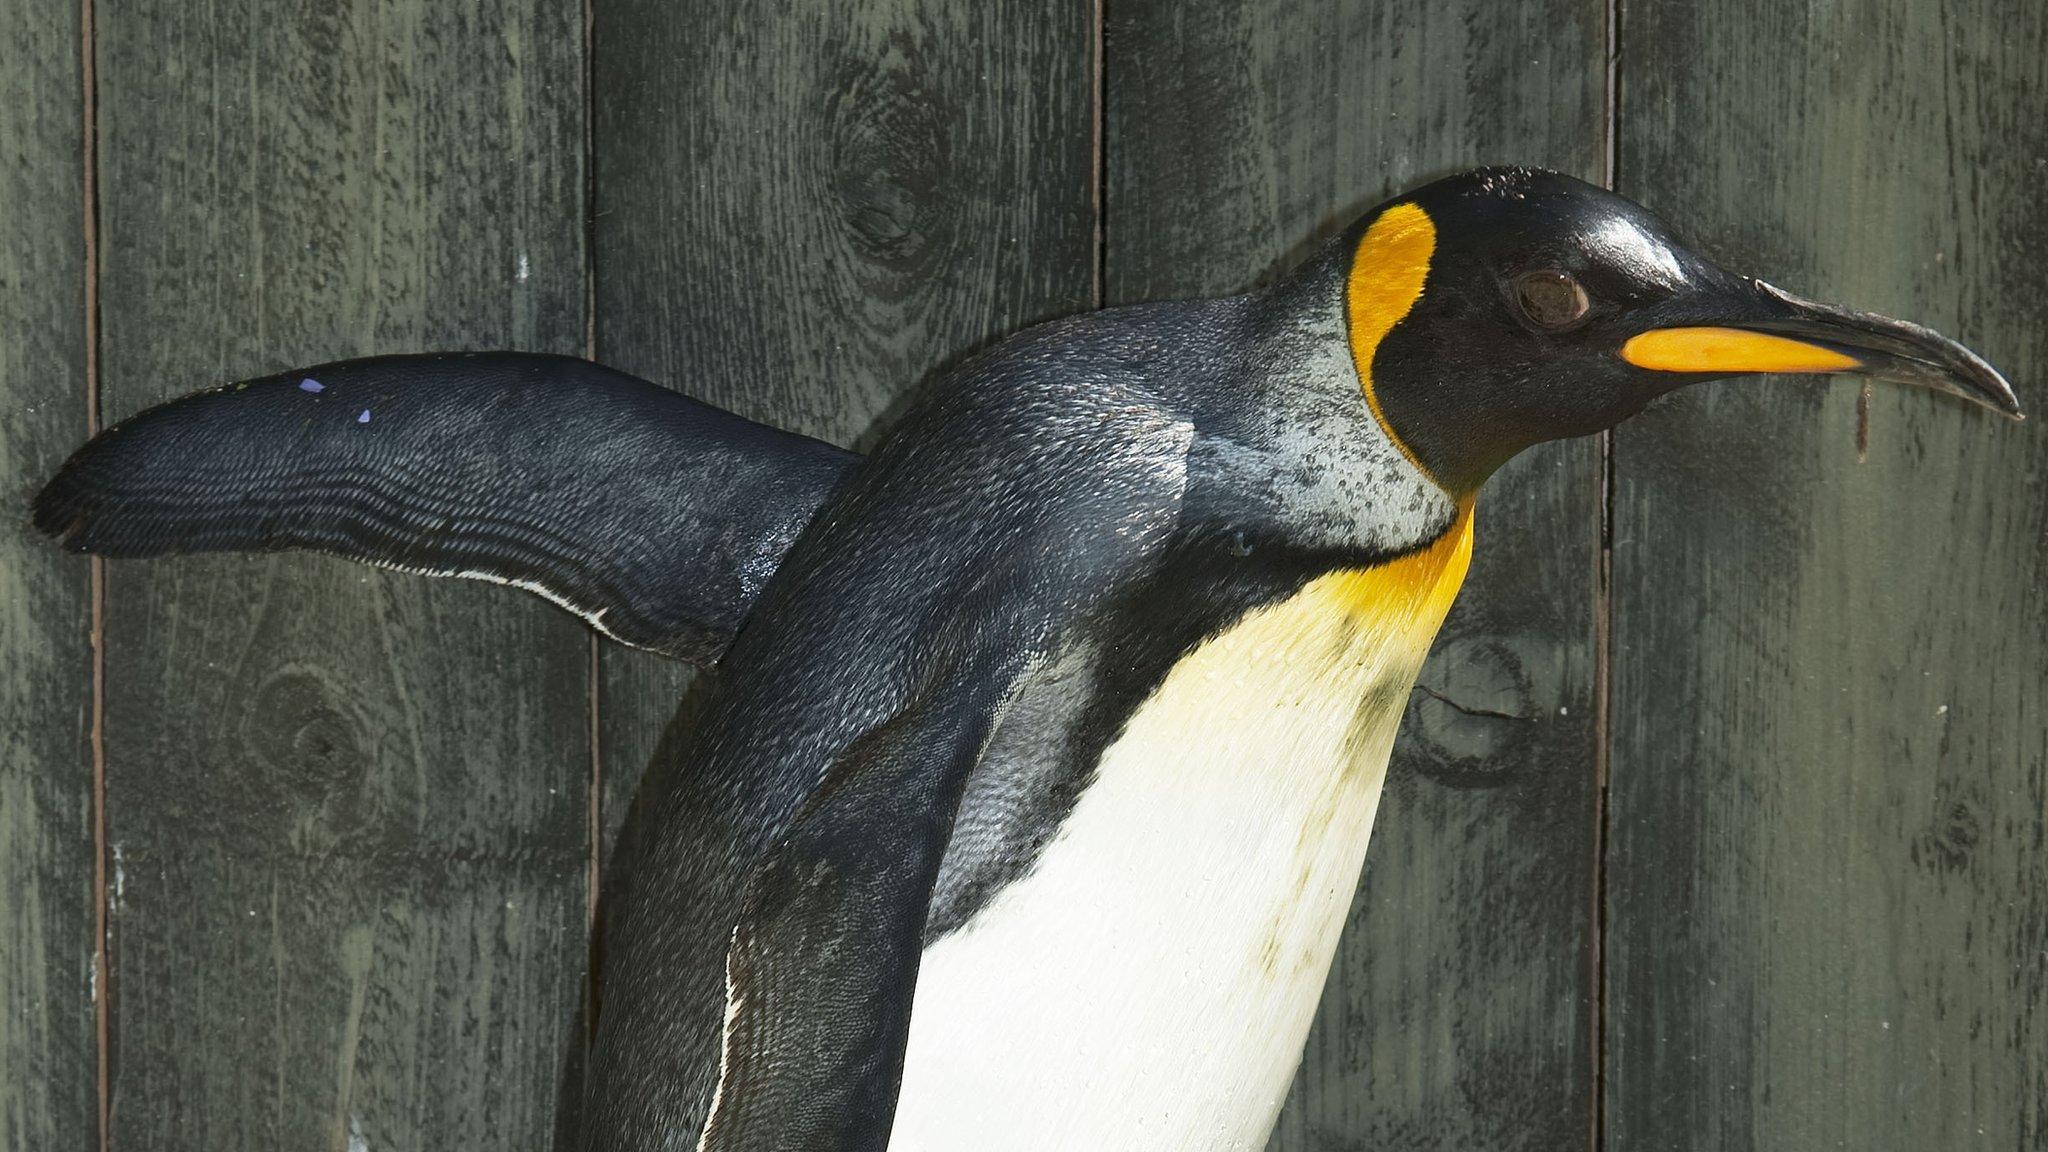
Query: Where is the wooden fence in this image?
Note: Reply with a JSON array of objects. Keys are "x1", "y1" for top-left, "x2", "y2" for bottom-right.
[{"x1": 2, "y1": 0, "x2": 2041, "y2": 1148}]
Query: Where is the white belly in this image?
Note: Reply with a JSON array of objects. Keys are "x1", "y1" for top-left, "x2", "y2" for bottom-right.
[{"x1": 888, "y1": 513, "x2": 1472, "y2": 1152}]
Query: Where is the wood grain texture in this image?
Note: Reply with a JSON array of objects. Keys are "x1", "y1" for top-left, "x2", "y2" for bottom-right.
[
  {"x1": 0, "y1": 1, "x2": 96, "y2": 1148},
  {"x1": 1608, "y1": 1, "x2": 2048, "y2": 1148},
  {"x1": 590, "y1": 0, "x2": 1095, "y2": 846},
  {"x1": 1104, "y1": 3, "x2": 1606, "y2": 1148},
  {"x1": 92, "y1": 2, "x2": 591, "y2": 1148}
]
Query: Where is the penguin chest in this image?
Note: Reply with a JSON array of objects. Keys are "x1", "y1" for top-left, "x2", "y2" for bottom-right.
[{"x1": 889, "y1": 514, "x2": 1474, "y2": 1152}]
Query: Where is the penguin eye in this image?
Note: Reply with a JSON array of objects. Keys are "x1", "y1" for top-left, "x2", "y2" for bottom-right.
[{"x1": 1513, "y1": 269, "x2": 1590, "y2": 330}]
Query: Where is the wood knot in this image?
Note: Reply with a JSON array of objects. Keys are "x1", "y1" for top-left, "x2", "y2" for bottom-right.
[
  {"x1": 1911, "y1": 796, "x2": 1984, "y2": 875},
  {"x1": 242, "y1": 665, "x2": 373, "y2": 803},
  {"x1": 1400, "y1": 635, "x2": 1554, "y2": 788},
  {"x1": 824, "y1": 39, "x2": 954, "y2": 289}
]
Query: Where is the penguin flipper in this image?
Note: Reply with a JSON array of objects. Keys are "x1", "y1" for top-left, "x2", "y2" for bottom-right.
[
  {"x1": 32, "y1": 352, "x2": 857, "y2": 663},
  {"x1": 698, "y1": 691, "x2": 1000, "y2": 1152},
  {"x1": 689, "y1": 405, "x2": 1197, "y2": 1151}
]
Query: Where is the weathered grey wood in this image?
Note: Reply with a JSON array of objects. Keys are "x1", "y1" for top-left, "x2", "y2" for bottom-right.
[
  {"x1": 0, "y1": 1, "x2": 97, "y2": 1148},
  {"x1": 1105, "y1": 3, "x2": 1606, "y2": 1148},
  {"x1": 1608, "y1": 1, "x2": 2048, "y2": 1148},
  {"x1": 93, "y1": 2, "x2": 591, "y2": 1148},
  {"x1": 590, "y1": 0, "x2": 1096, "y2": 842}
]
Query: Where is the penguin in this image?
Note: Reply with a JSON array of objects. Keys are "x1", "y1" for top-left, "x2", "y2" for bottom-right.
[{"x1": 35, "y1": 167, "x2": 2020, "y2": 1152}]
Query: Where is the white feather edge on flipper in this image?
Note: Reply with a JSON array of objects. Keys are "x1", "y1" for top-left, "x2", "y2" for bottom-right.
[
  {"x1": 371, "y1": 559, "x2": 628, "y2": 643},
  {"x1": 695, "y1": 926, "x2": 747, "y2": 1152}
]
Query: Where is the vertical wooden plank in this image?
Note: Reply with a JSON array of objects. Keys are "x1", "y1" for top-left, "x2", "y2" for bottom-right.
[
  {"x1": 0, "y1": 0, "x2": 96, "y2": 1147},
  {"x1": 93, "y1": 2, "x2": 591, "y2": 1147},
  {"x1": 1106, "y1": 3, "x2": 1606, "y2": 1148},
  {"x1": 590, "y1": 0, "x2": 1095, "y2": 844},
  {"x1": 1609, "y1": 1, "x2": 2047, "y2": 1148}
]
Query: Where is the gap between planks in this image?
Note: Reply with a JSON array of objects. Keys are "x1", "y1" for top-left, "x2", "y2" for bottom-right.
[
  {"x1": 79, "y1": 0, "x2": 109, "y2": 1146},
  {"x1": 1090, "y1": 0, "x2": 1107, "y2": 311},
  {"x1": 1591, "y1": 0, "x2": 1622, "y2": 1149},
  {"x1": 582, "y1": 0, "x2": 605, "y2": 1065}
]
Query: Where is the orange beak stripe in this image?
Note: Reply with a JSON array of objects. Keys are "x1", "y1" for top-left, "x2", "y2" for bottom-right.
[{"x1": 1621, "y1": 327, "x2": 1863, "y2": 374}]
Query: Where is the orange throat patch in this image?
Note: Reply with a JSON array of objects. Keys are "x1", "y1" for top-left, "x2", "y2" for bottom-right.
[{"x1": 1316, "y1": 498, "x2": 1475, "y2": 643}]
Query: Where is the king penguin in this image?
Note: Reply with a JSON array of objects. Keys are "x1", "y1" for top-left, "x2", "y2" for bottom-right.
[{"x1": 35, "y1": 167, "x2": 2021, "y2": 1151}]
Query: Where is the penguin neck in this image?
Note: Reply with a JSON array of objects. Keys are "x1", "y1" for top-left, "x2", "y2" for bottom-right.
[{"x1": 1178, "y1": 277, "x2": 1463, "y2": 564}]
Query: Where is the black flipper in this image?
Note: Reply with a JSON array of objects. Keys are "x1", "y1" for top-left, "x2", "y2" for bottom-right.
[
  {"x1": 686, "y1": 407, "x2": 1195, "y2": 1151},
  {"x1": 699, "y1": 692, "x2": 1000, "y2": 1151},
  {"x1": 32, "y1": 352, "x2": 858, "y2": 663}
]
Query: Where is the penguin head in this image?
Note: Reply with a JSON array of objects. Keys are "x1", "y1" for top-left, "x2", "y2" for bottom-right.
[{"x1": 1345, "y1": 167, "x2": 2021, "y2": 495}]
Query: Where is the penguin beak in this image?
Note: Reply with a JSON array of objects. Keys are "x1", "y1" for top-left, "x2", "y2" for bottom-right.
[{"x1": 1619, "y1": 280, "x2": 2024, "y2": 420}]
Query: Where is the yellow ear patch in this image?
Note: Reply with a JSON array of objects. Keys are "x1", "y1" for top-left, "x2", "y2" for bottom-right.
[
  {"x1": 1345, "y1": 203, "x2": 1438, "y2": 486},
  {"x1": 1620, "y1": 327, "x2": 1862, "y2": 374}
]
